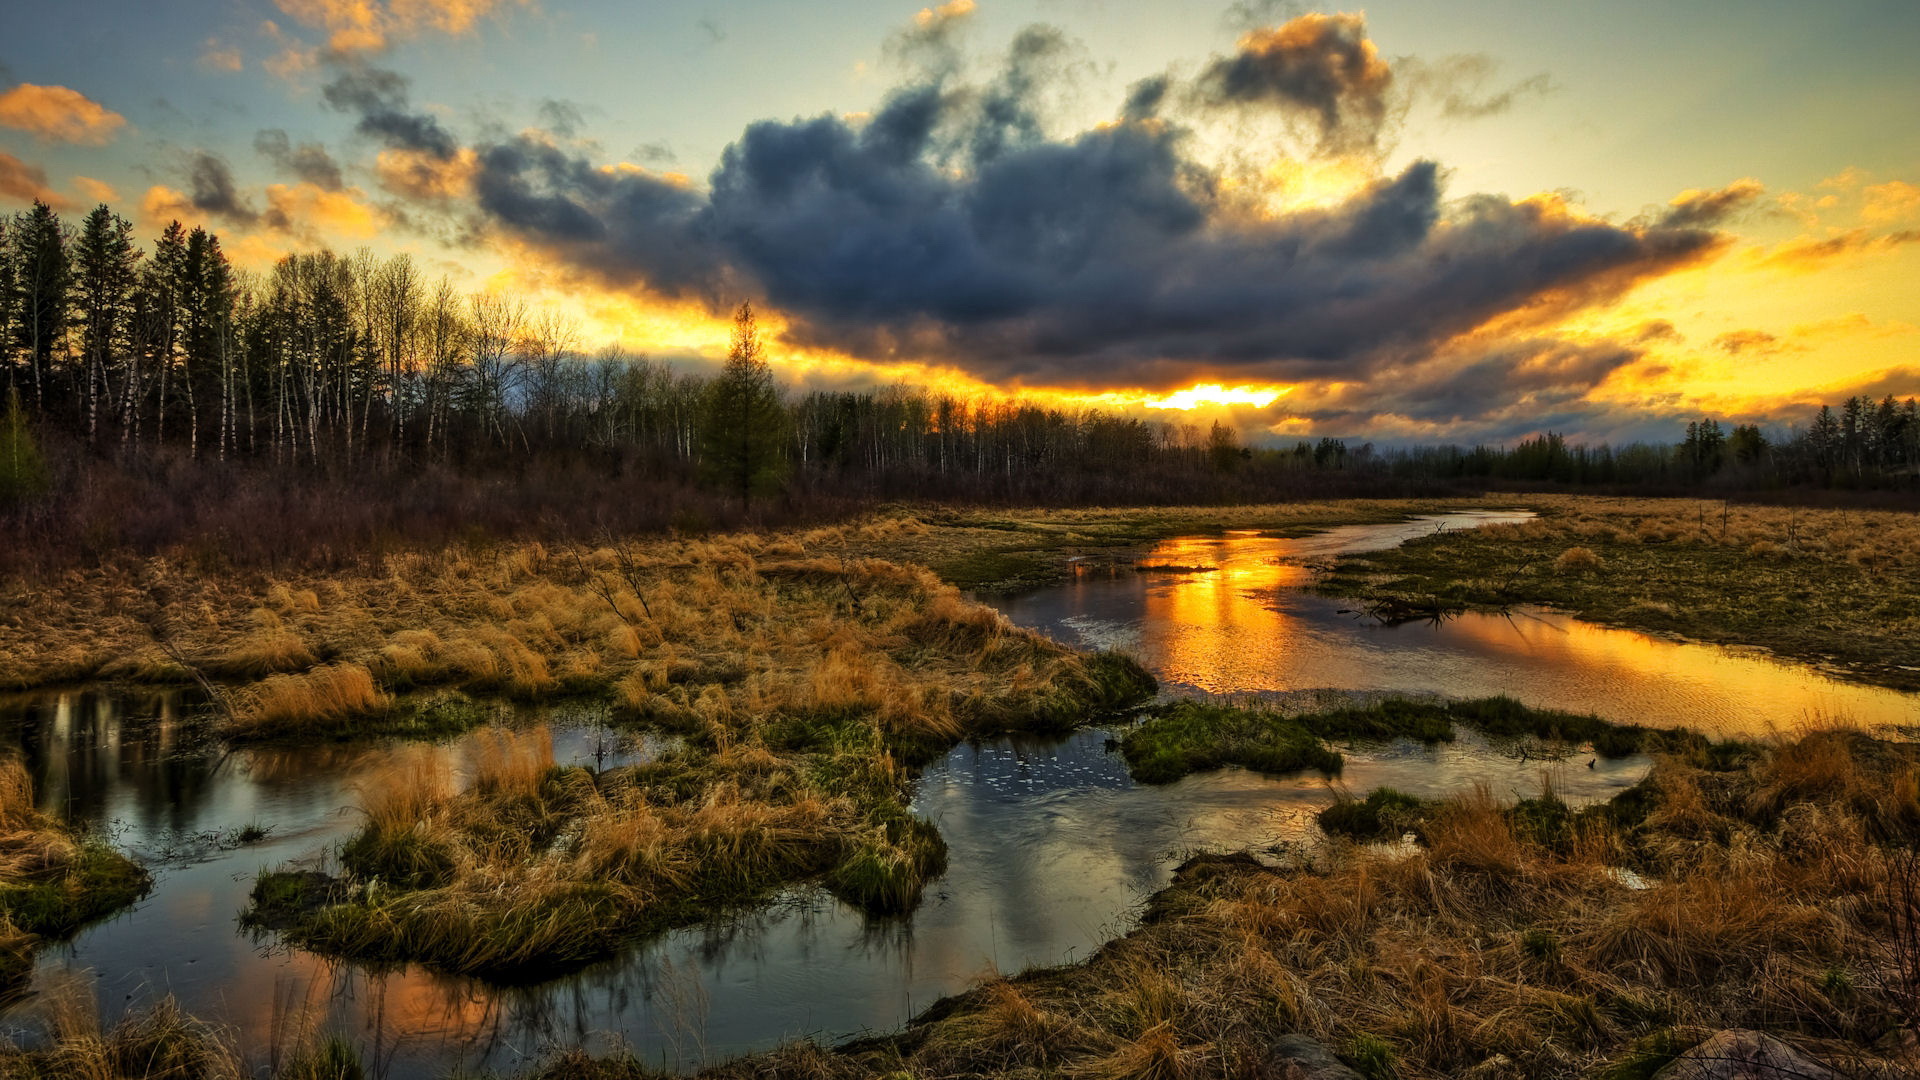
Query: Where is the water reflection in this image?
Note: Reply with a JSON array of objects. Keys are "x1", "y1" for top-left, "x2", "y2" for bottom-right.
[
  {"x1": 1000, "y1": 512, "x2": 1920, "y2": 735},
  {"x1": 0, "y1": 691, "x2": 1643, "y2": 1075},
  {"x1": 5, "y1": 511, "x2": 1911, "y2": 1073}
]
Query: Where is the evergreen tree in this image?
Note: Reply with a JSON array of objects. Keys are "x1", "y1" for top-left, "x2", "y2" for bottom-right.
[
  {"x1": 1207, "y1": 420, "x2": 1242, "y2": 472},
  {"x1": 9, "y1": 202, "x2": 71, "y2": 411},
  {"x1": 73, "y1": 204, "x2": 140, "y2": 444},
  {"x1": 699, "y1": 301, "x2": 788, "y2": 505}
]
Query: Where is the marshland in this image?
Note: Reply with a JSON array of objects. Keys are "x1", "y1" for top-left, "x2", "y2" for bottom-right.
[
  {"x1": 4, "y1": 7, "x2": 1920, "y2": 1073},
  {"x1": 0, "y1": 494, "x2": 1917, "y2": 1079}
]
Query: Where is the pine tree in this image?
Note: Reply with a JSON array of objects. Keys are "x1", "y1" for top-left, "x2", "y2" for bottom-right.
[
  {"x1": 699, "y1": 301, "x2": 789, "y2": 506},
  {"x1": 73, "y1": 205, "x2": 140, "y2": 446},
  {"x1": 10, "y1": 202, "x2": 71, "y2": 411}
]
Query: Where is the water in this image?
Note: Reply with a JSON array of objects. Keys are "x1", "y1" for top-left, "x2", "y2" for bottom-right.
[
  {"x1": 3, "y1": 511, "x2": 1913, "y2": 1074},
  {"x1": 1003, "y1": 511, "x2": 1920, "y2": 734}
]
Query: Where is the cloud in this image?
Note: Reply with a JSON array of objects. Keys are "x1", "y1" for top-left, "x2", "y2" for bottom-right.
[
  {"x1": 0, "y1": 152, "x2": 69, "y2": 208},
  {"x1": 272, "y1": 0, "x2": 527, "y2": 54},
  {"x1": 254, "y1": 129, "x2": 346, "y2": 190},
  {"x1": 375, "y1": 145, "x2": 477, "y2": 200},
  {"x1": 1863, "y1": 180, "x2": 1920, "y2": 225},
  {"x1": 1634, "y1": 319, "x2": 1681, "y2": 344},
  {"x1": 1401, "y1": 54, "x2": 1553, "y2": 120},
  {"x1": 1277, "y1": 336, "x2": 1641, "y2": 435},
  {"x1": 72, "y1": 176, "x2": 117, "y2": 203},
  {"x1": 1657, "y1": 178, "x2": 1764, "y2": 229},
  {"x1": 465, "y1": 89, "x2": 1723, "y2": 390},
  {"x1": 1712, "y1": 329, "x2": 1791, "y2": 355},
  {"x1": 1755, "y1": 227, "x2": 1920, "y2": 272},
  {"x1": 1196, "y1": 14, "x2": 1395, "y2": 155},
  {"x1": 262, "y1": 181, "x2": 387, "y2": 239},
  {"x1": 309, "y1": 12, "x2": 1739, "y2": 423},
  {"x1": 201, "y1": 39, "x2": 245, "y2": 72},
  {"x1": 174, "y1": 152, "x2": 259, "y2": 225},
  {"x1": 321, "y1": 63, "x2": 460, "y2": 158},
  {"x1": 0, "y1": 84, "x2": 127, "y2": 145}
]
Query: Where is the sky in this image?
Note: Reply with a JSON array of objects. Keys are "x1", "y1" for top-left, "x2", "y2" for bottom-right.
[{"x1": 2, "y1": 0, "x2": 1917, "y2": 445}]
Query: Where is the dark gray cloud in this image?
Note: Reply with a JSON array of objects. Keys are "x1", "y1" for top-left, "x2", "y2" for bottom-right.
[
  {"x1": 467, "y1": 83, "x2": 1721, "y2": 388},
  {"x1": 1285, "y1": 338, "x2": 1640, "y2": 433},
  {"x1": 1401, "y1": 55, "x2": 1554, "y2": 121},
  {"x1": 183, "y1": 151, "x2": 256, "y2": 224},
  {"x1": 253, "y1": 129, "x2": 345, "y2": 190},
  {"x1": 1196, "y1": 13, "x2": 1395, "y2": 155},
  {"x1": 321, "y1": 63, "x2": 459, "y2": 159},
  {"x1": 536, "y1": 99, "x2": 587, "y2": 139},
  {"x1": 333, "y1": 16, "x2": 1735, "y2": 402}
]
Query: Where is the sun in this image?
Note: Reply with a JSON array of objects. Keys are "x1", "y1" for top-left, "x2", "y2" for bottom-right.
[{"x1": 1145, "y1": 383, "x2": 1291, "y2": 410}]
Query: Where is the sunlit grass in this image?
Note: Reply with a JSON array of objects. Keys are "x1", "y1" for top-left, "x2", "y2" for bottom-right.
[{"x1": 1323, "y1": 494, "x2": 1920, "y2": 690}]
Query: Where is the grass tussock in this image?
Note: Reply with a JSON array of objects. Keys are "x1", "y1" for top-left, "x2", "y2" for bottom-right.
[
  {"x1": 230, "y1": 663, "x2": 388, "y2": 739},
  {"x1": 0, "y1": 990, "x2": 368, "y2": 1080},
  {"x1": 1322, "y1": 494, "x2": 1920, "y2": 690},
  {"x1": 0, "y1": 756, "x2": 149, "y2": 998},
  {"x1": 1120, "y1": 695, "x2": 1656, "y2": 785},
  {"x1": 643, "y1": 728, "x2": 1920, "y2": 1080}
]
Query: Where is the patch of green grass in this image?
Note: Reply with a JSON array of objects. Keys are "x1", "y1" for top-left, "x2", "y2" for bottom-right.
[
  {"x1": 1318, "y1": 787, "x2": 1426, "y2": 840},
  {"x1": 0, "y1": 840, "x2": 149, "y2": 938},
  {"x1": 1122, "y1": 700, "x2": 1344, "y2": 784},
  {"x1": 1124, "y1": 695, "x2": 1653, "y2": 785},
  {"x1": 1594, "y1": 1029, "x2": 1701, "y2": 1080},
  {"x1": 338, "y1": 824, "x2": 458, "y2": 890},
  {"x1": 1521, "y1": 928, "x2": 1561, "y2": 962},
  {"x1": 1510, "y1": 793, "x2": 1577, "y2": 850},
  {"x1": 1344, "y1": 1032, "x2": 1399, "y2": 1079},
  {"x1": 931, "y1": 548, "x2": 1060, "y2": 593},
  {"x1": 825, "y1": 814, "x2": 948, "y2": 915}
]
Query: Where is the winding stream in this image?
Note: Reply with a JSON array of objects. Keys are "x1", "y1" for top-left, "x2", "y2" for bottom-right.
[{"x1": 2, "y1": 511, "x2": 1914, "y2": 1075}]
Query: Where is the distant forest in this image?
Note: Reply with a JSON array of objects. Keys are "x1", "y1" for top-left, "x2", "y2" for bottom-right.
[{"x1": 1, "y1": 202, "x2": 1915, "y2": 568}]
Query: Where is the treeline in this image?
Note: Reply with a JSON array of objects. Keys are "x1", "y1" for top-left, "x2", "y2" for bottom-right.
[
  {"x1": 0, "y1": 200, "x2": 1914, "y2": 571},
  {"x1": 1368, "y1": 402, "x2": 1919, "y2": 491}
]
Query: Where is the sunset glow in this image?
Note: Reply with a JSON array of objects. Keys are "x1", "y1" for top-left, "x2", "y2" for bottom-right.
[
  {"x1": 1, "y1": 0, "x2": 1913, "y2": 443},
  {"x1": 1145, "y1": 384, "x2": 1291, "y2": 410}
]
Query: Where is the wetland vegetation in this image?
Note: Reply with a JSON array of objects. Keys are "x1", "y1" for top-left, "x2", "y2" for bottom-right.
[
  {"x1": 2, "y1": 495, "x2": 1918, "y2": 1078},
  {"x1": 1323, "y1": 494, "x2": 1920, "y2": 691}
]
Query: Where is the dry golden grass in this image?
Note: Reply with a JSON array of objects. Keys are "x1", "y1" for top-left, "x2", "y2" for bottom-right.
[
  {"x1": 0, "y1": 499, "x2": 1493, "y2": 698},
  {"x1": 231, "y1": 663, "x2": 387, "y2": 737},
  {"x1": 245, "y1": 548, "x2": 1147, "y2": 978},
  {"x1": 1326, "y1": 494, "x2": 1920, "y2": 690},
  {"x1": 640, "y1": 728, "x2": 1920, "y2": 1080}
]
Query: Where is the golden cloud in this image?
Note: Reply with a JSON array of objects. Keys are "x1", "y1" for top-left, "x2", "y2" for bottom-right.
[
  {"x1": 1754, "y1": 228, "x2": 1920, "y2": 273},
  {"x1": 265, "y1": 181, "x2": 387, "y2": 239},
  {"x1": 0, "y1": 84, "x2": 127, "y2": 146},
  {"x1": 375, "y1": 146, "x2": 479, "y2": 200},
  {"x1": 0, "y1": 152, "x2": 68, "y2": 209},
  {"x1": 914, "y1": 0, "x2": 976, "y2": 30},
  {"x1": 139, "y1": 185, "x2": 198, "y2": 228},
  {"x1": 72, "y1": 176, "x2": 117, "y2": 204},
  {"x1": 1863, "y1": 180, "x2": 1920, "y2": 225},
  {"x1": 273, "y1": 0, "x2": 528, "y2": 53}
]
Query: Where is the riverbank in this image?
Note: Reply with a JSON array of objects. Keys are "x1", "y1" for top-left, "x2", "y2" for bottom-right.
[
  {"x1": 1321, "y1": 494, "x2": 1920, "y2": 692},
  {"x1": 0, "y1": 500, "x2": 1493, "y2": 696},
  {"x1": 0, "y1": 758, "x2": 148, "y2": 1004},
  {"x1": 519, "y1": 724, "x2": 1918, "y2": 1080},
  {"x1": 8, "y1": 724, "x2": 1908, "y2": 1080}
]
